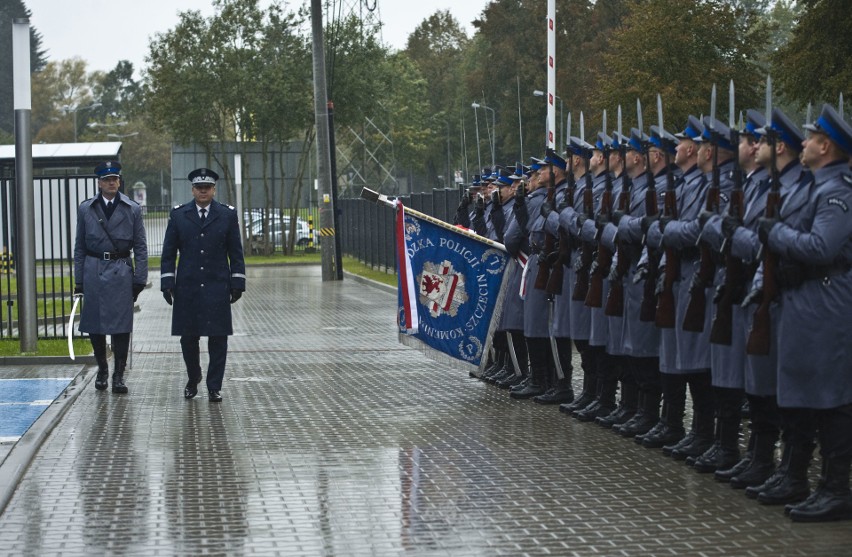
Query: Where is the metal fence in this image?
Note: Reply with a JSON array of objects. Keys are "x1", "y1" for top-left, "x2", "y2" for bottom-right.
[{"x1": 338, "y1": 187, "x2": 462, "y2": 273}]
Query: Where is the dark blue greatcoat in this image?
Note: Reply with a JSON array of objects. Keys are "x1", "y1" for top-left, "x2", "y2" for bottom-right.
[
  {"x1": 160, "y1": 200, "x2": 246, "y2": 337},
  {"x1": 74, "y1": 192, "x2": 148, "y2": 334}
]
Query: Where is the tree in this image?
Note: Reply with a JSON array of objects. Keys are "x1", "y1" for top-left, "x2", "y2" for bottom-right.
[
  {"x1": 591, "y1": 0, "x2": 767, "y2": 132},
  {"x1": 30, "y1": 58, "x2": 97, "y2": 143},
  {"x1": 0, "y1": 0, "x2": 47, "y2": 138},
  {"x1": 773, "y1": 0, "x2": 851, "y2": 108}
]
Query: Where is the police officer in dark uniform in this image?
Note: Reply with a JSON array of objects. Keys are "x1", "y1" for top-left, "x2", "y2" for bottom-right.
[
  {"x1": 74, "y1": 161, "x2": 148, "y2": 394},
  {"x1": 161, "y1": 168, "x2": 246, "y2": 402}
]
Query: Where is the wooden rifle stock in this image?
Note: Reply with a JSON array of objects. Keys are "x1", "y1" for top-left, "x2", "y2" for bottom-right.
[
  {"x1": 573, "y1": 168, "x2": 595, "y2": 301},
  {"x1": 710, "y1": 166, "x2": 745, "y2": 345},
  {"x1": 682, "y1": 162, "x2": 720, "y2": 332},
  {"x1": 639, "y1": 165, "x2": 660, "y2": 322},
  {"x1": 547, "y1": 176, "x2": 576, "y2": 295},
  {"x1": 604, "y1": 174, "x2": 631, "y2": 317},
  {"x1": 655, "y1": 155, "x2": 679, "y2": 328},
  {"x1": 534, "y1": 164, "x2": 558, "y2": 291},
  {"x1": 586, "y1": 162, "x2": 614, "y2": 308},
  {"x1": 747, "y1": 163, "x2": 781, "y2": 355}
]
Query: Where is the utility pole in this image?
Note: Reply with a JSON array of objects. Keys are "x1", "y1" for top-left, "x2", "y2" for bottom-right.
[{"x1": 311, "y1": 0, "x2": 339, "y2": 281}]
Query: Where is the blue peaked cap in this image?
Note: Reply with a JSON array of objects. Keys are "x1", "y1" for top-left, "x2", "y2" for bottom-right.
[
  {"x1": 742, "y1": 109, "x2": 766, "y2": 139},
  {"x1": 674, "y1": 115, "x2": 704, "y2": 141},
  {"x1": 757, "y1": 108, "x2": 804, "y2": 152},
  {"x1": 805, "y1": 103, "x2": 852, "y2": 155}
]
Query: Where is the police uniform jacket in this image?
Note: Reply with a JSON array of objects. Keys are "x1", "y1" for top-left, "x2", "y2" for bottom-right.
[
  {"x1": 522, "y1": 184, "x2": 556, "y2": 338},
  {"x1": 73, "y1": 192, "x2": 148, "y2": 334},
  {"x1": 601, "y1": 174, "x2": 628, "y2": 356},
  {"x1": 735, "y1": 163, "x2": 809, "y2": 396},
  {"x1": 585, "y1": 171, "x2": 611, "y2": 348},
  {"x1": 494, "y1": 199, "x2": 524, "y2": 332},
  {"x1": 160, "y1": 200, "x2": 246, "y2": 336},
  {"x1": 768, "y1": 161, "x2": 852, "y2": 409},
  {"x1": 555, "y1": 173, "x2": 593, "y2": 340}
]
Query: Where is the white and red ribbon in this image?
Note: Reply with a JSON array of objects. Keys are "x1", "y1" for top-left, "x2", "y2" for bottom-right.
[{"x1": 395, "y1": 200, "x2": 419, "y2": 332}]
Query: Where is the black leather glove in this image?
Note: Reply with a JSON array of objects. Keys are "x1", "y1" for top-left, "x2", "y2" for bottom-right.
[
  {"x1": 659, "y1": 215, "x2": 674, "y2": 232},
  {"x1": 458, "y1": 194, "x2": 471, "y2": 211},
  {"x1": 491, "y1": 207, "x2": 506, "y2": 240},
  {"x1": 490, "y1": 190, "x2": 500, "y2": 205},
  {"x1": 162, "y1": 289, "x2": 173, "y2": 306},
  {"x1": 594, "y1": 213, "x2": 609, "y2": 230},
  {"x1": 741, "y1": 288, "x2": 762, "y2": 308},
  {"x1": 132, "y1": 283, "x2": 145, "y2": 302},
  {"x1": 230, "y1": 289, "x2": 243, "y2": 304},
  {"x1": 641, "y1": 214, "x2": 658, "y2": 234},
  {"x1": 474, "y1": 194, "x2": 485, "y2": 213},
  {"x1": 722, "y1": 215, "x2": 742, "y2": 240},
  {"x1": 611, "y1": 210, "x2": 626, "y2": 226},
  {"x1": 74, "y1": 285, "x2": 83, "y2": 295},
  {"x1": 576, "y1": 213, "x2": 590, "y2": 228},
  {"x1": 698, "y1": 210, "x2": 715, "y2": 229},
  {"x1": 540, "y1": 200, "x2": 555, "y2": 218},
  {"x1": 514, "y1": 183, "x2": 527, "y2": 202},
  {"x1": 758, "y1": 217, "x2": 779, "y2": 244}
]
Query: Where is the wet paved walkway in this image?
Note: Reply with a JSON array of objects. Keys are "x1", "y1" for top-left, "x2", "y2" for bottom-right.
[{"x1": 1, "y1": 265, "x2": 851, "y2": 556}]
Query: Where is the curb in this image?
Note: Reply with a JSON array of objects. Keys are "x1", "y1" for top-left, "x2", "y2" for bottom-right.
[
  {"x1": 342, "y1": 270, "x2": 396, "y2": 296},
  {"x1": 0, "y1": 355, "x2": 96, "y2": 366},
  {"x1": 0, "y1": 363, "x2": 92, "y2": 516}
]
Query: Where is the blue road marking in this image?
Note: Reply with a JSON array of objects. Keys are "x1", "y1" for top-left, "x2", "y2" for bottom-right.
[{"x1": 0, "y1": 378, "x2": 73, "y2": 440}]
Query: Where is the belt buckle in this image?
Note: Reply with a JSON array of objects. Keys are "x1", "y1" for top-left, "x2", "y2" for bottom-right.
[{"x1": 103, "y1": 252, "x2": 111, "y2": 261}]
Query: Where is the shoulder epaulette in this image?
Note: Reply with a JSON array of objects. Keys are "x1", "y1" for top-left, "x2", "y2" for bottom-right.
[
  {"x1": 843, "y1": 174, "x2": 852, "y2": 187},
  {"x1": 227, "y1": 205, "x2": 235, "y2": 210},
  {"x1": 173, "y1": 204, "x2": 181, "y2": 210}
]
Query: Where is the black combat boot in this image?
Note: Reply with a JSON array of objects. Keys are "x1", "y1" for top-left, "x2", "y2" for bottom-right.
[
  {"x1": 576, "y1": 378, "x2": 617, "y2": 422},
  {"x1": 618, "y1": 389, "x2": 660, "y2": 438},
  {"x1": 673, "y1": 410, "x2": 714, "y2": 462},
  {"x1": 694, "y1": 415, "x2": 740, "y2": 473},
  {"x1": 510, "y1": 338, "x2": 547, "y2": 399},
  {"x1": 746, "y1": 442, "x2": 791, "y2": 499},
  {"x1": 730, "y1": 432, "x2": 777, "y2": 489},
  {"x1": 757, "y1": 444, "x2": 812, "y2": 505},
  {"x1": 90, "y1": 334, "x2": 109, "y2": 391},
  {"x1": 716, "y1": 432, "x2": 755, "y2": 483},
  {"x1": 480, "y1": 351, "x2": 507, "y2": 382},
  {"x1": 110, "y1": 333, "x2": 130, "y2": 394},
  {"x1": 534, "y1": 344, "x2": 574, "y2": 404},
  {"x1": 561, "y1": 369, "x2": 595, "y2": 414},
  {"x1": 641, "y1": 404, "x2": 686, "y2": 449},
  {"x1": 112, "y1": 359, "x2": 128, "y2": 394},
  {"x1": 597, "y1": 378, "x2": 637, "y2": 428},
  {"x1": 789, "y1": 457, "x2": 852, "y2": 522}
]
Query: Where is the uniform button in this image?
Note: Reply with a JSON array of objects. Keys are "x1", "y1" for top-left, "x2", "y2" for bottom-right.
[
  {"x1": 200, "y1": 250, "x2": 205, "y2": 254},
  {"x1": 201, "y1": 283, "x2": 205, "y2": 287},
  {"x1": 200, "y1": 267, "x2": 204, "y2": 270},
  {"x1": 201, "y1": 233, "x2": 205, "y2": 237}
]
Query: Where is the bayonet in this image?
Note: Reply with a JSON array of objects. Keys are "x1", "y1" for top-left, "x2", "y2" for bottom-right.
[
  {"x1": 729, "y1": 80, "x2": 735, "y2": 130},
  {"x1": 709, "y1": 83, "x2": 717, "y2": 130},
  {"x1": 602, "y1": 109, "x2": 607, "y2": 138},
  {"x1": 766, "y1": 76, "x2": 773, "y2": 128},
  {"x1": 806, "y1": 102, "x2": 813, "y2": 126},
  {"x1": 657, "y1": 93, "x2": 664, "y2": 135},
  {"x1": 637, "y1": 98, "x2": 643, "y2": 133},
  {"x1": 567, "y1": 112, "x2": 572, "y2": 141},
  {"x1": 617, "y1": 104, "x2": 623, "y2": 139},
  {"x1": 840, "y1": 92, "x2": 845, "y2": 119},
  {"x1": 739, "y1": 110, "x2": 744, "y2": 131},
  {"x1": 580, "y1": 111, "x2": 585, "y2": 143}
]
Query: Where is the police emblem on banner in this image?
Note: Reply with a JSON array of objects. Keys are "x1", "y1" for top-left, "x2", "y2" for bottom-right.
[{"x1": 418, "y1": 260, "x2": 468, "y2": 318}]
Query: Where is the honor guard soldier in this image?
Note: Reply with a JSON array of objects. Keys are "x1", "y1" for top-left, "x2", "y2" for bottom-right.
[
  {"x1": 161, "y1": 168, "x2": 246, "y2": 402},
  {"x1": 760, "y1": 104, "x2": 852, "y2": 522},
  {"x1": 73, "y1": 161, "x2": 148, "y2": 394}
]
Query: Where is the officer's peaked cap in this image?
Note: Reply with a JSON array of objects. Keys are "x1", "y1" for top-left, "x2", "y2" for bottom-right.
[
  {"x1": 95, "y1": 161, "x2": 121, "y2": 178},
  {"x1": 804, "y1": 103, "x2": 852, "y2": 155},
  {"x1": 757, "y1": 108, "x2": 804, "y2": 152},
  {"x1": 188, "y1": 168, "x2": 219, "y2": 185}
]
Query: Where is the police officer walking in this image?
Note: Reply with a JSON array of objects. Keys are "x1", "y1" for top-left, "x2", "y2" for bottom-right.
[
  {"x1": 73, "y1": 161, "x2": 148, "y2": 394},
  {"x1": 161, "y1": 168, "x2": 246, "y2": 402}
]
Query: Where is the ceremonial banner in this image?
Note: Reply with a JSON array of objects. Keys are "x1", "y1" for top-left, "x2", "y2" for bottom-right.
[{"x1": 395, "y1": 202, "x2": 510, "y2": 373}]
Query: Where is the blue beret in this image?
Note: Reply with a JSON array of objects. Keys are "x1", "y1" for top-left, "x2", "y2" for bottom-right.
[
  {"x1": 758, "y1": 108, "x2": 804, "y2": 152},
  {"x1": 95, "y1": 160, "x2": 121, "y2": 178},
  {"x1": 697, "y1": 117, "x2": 735, "y2": 151},
  {"x1": 805, "y1": 103, "x2": 852, "y2": 155},
  {"x1": 566, "y1": 136, "x2": 594, "y2": 158},
  {"x1": 742, "y1": 109, "x2": 766, "y2": 139},
  {"x1": 188, "y1": 167, "x2": 219, "y2": 185},
  {"x1": 674, "y1": 115, "x2": 704, "y2": 141},
  {"x1": 627, "y1": 128, "x2": 648, "y2": 152}
]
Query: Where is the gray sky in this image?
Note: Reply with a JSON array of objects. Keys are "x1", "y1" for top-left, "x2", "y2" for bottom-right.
[{"x1": 24, "y1": 0, "x2": 487, "y2": 76}]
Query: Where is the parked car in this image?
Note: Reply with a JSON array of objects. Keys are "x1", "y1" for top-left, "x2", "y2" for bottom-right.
[{"x1": 249, "y1": 216, "x2": 318, "y2": 252}]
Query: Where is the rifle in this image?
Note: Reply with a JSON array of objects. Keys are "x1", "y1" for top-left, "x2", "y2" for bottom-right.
[
  {"x1": 682, "y1": 86, "x2": 720, "y2": 333},
  {"x1": 534, "y1": 156, "x2": 558, "y2": 291},
  {"x1": 746, "y1": 76, "x2": 779, "y2": 355},
  {"x1": 654, "y1": 95, "x2": 679, "y2": 328},
  {"x1": 710, "y1": 81, "x2": 744, "y2": 345},
  {"x1": 587, "y1": 111, "x2": 613, "y2": 308},
  {"x1": 605, "y1": 106, "x2": 631, "y2": 317},
  {"x1": 638, "y1": 98, "x2": 660, "y2": 322},
  {"x1": 546, "y1": 156, "x2": 575, "y2": 295},
  {"x1": 573, "y1": 152, "x2": 596, "y2": 301}
]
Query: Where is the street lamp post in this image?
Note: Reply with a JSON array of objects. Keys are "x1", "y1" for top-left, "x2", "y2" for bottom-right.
[
  {"x1": 471, "y1": 102, "x2": 496, "y2": 168},
  {"x1": 64, "y1": 102, "x2": 102, "y2": 142},
  {"x1": 533, "y1": 90, "x2": 564, "y2": 147}
]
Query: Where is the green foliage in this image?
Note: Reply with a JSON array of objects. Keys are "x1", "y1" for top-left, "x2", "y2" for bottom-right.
[
  {"x1": 0, "y1": 339, "x2": 90, "y2": 357},
  {"x1": 773, "y1": 0, "x2": 852, "y2": 108}
]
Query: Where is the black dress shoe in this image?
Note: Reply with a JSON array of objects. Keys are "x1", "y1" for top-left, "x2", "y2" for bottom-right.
[
  {"x1": 208, "y1": 390, "x2": 223, "y2": 402},
  {"x1": 184, "y1": 376, "x2": 201, "y2": 399}
]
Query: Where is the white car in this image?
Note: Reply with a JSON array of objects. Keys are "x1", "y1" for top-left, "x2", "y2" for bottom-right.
[{"x1": 249, "y1": 216, "x2": 318, "y2": 250}]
